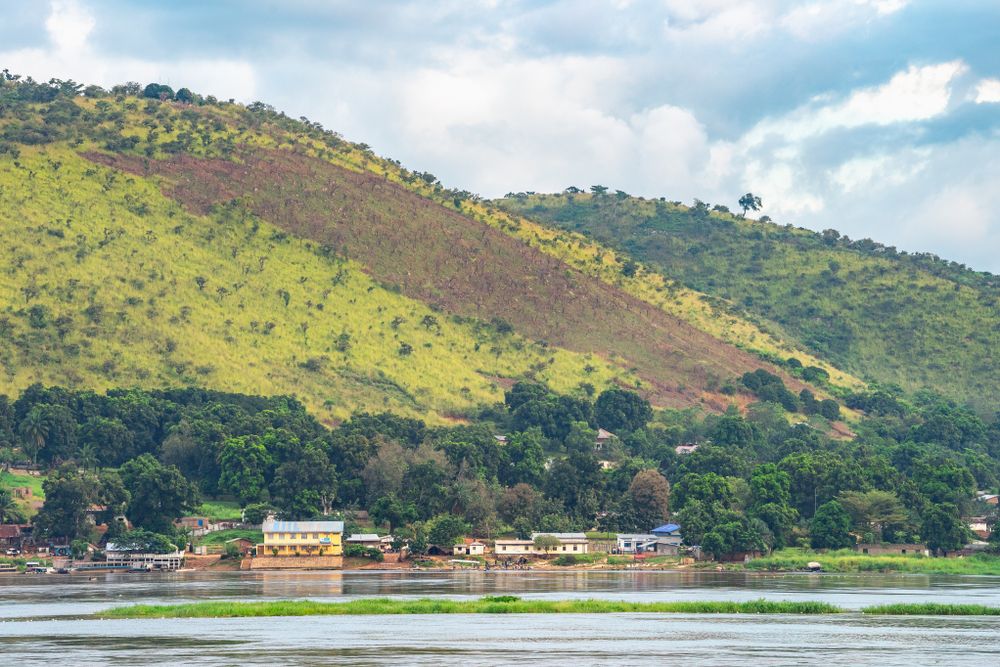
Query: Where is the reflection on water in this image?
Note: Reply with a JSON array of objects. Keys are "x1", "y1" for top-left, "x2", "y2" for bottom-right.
[{"x1": 2, "y1": 571, "x2": 999, "y2": 665}]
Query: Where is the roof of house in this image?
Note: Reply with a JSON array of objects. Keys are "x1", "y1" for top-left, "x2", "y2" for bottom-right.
[
  {"x1": 531, "y1": 532, "x2": 588, "y2": 542},
  {"x1": 346, "y1": 533, "x2": 381, "y2": 542},
  {"x1": 617, "y1": 534, "x2": 659, "y2": 541},
  {"x1": 596, "y1": 428, "x2": 616, "y2": 439},
  {"x1": 651, "y1": 523, "x2": 681, "y2": 534},
  {"x1": 225, "y1": 537, "x2": 253, "y2": 544},
  {"x1": 263, "y1": 519, "x2": 345, "y2": 533},
  {"x1": 0, "y1": 525, "x2": 22, "y2": 538}
]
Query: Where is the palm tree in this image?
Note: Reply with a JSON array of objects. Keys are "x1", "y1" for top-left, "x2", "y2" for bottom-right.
[
  {"x1": 18, "y1": 408, "x2": 48, "y2": 466},
  {"x1": 0, "y1": 489, "x2": 20, "y2": 523},
  {"x1": 77, "y1": 443, "x2": 98, "y2": 471}
]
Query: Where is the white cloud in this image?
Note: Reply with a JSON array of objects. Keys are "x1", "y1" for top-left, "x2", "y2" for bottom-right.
[
  {"x1": 975, "y1": 78, "x2": 1000, "y2": 104},
  {"x1": 830, "y1": 150, "x2": 929, "y2": 193},
  {"x1": 0, "y1": 0, "x2": 257, "y2": 101},
  {"x1": 746, "y1": 61, "x2": 966, "y2": 146}
]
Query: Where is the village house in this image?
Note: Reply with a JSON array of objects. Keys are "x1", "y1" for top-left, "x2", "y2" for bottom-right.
[
  {"x1": 224, "y1": 537, "x2": 255, "y2": 557},
  {"x1": 259, "y1": 518, "x2": 344, "y2": 557},
  {"x1": 855, "y1": 543, "x2": 929, "y2": 556},
  {"x1": 675, "y1": 443, "x2": 699, "y2": 455},
  {"x1": 494, "y1": 532, "x2": 590, "y2": 557},
  {"x1": 966, "y1": 518, "x2": 990, "y2": 540},
  {"x1": 594, "y1": 428, "x2": 616, "y2": 452},
  {"x1": 0, "y1": 524, "x2": 24, "y2": 550},
  {"x1": 453, "y1": 539, "x2": 486, "y2": 556},
  {"x1": 616, "y1": 534, "x2": 660, "y2": 553},
  {"x1": 345, "y1": 533, "x2": 382, "y2": 550},
  {"x1": 977, "y1": 493, "x2": 999, "y2": 506}
]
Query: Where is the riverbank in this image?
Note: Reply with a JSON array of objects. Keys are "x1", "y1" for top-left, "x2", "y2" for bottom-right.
[{"x1": 101, "y1": 597, "x2": 1000, "y2": 618}]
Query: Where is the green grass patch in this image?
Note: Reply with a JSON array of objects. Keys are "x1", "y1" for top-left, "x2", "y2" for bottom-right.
[
  {"x1": 746, "y1": 548, "x2": 1000, "y2": 575},
  {"x1": 862, "y1": 603, "x2": 1000, "y2": 616},
  {"x1": 102, "y1": 597, "x2": 842, "y2": 619},
  {"x1": 195, "y1": 528, "x2": 262, "y2": 546},
  {"x1": 195, "y1": 500, "x2": 243, "y2": 521},
  {"x1": 0, "y1": 471, "x2": 46, "y2": 499}
]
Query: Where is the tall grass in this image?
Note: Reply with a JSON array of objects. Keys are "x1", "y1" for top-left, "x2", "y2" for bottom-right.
[
  {"x1": 103, "y1": 597, "x2": 842, "y2": 619},
  {"x1": 862, "y1": 603, "x2": 1000, "y2": 616},
  {"x1": 746, "y1": 548, "x2": 1000, "y2": 575}
]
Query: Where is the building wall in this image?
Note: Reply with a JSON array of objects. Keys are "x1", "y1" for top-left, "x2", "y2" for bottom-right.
[
  {"x1": 250, "y1": 555, "x2": 343, "y2": 570},
  {"x1": 262, "y1": 530, "x2": 343, "y2": 556}
]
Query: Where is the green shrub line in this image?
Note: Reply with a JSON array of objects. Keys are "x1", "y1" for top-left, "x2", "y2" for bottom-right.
[
  {"x1": 102, "y1": 597, "x2": 840, "y2": 618},
  {"x1": 861, "y1": 603, "x2": 1000, "y2": 616},
  {"x1": 746, "y1": 549, "x2": 1000, "y2": 575}
]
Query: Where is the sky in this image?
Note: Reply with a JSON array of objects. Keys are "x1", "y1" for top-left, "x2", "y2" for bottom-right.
[{"x1": 2, "y1": 0, "x2": 999, "y2": 271}]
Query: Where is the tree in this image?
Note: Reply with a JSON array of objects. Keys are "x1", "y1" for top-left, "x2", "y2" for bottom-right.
[
  {"x1": 533, "y1": 534, "x2": 561, "y2": 552},
  {"x1": 0, "y1": 488, "x2": 24, "y2": 523},
  {"x1": 738, "y1": 192, "x2": 762, "y2": 217},
  {"x1": 119, "y1": 454, "x2": 198, "y2": 533},
  {"x1": 217, "y1": 436, "x2": 272, "y2": 505},
  {"x1": 836, "y1": 490, "x2": 907, "y2": 541},
  {"x1": 426, "y1": 513, "x2": 469, "y2": 547},
  {"x1": 34, "y1": 467, "x2": 95, "y2": 540},
  {"x1": 18, "y1": 407, "x2": 48, "y2": 465},
  {"x1": 174, "y1": 87, "x2": 194, "y2": 103},
  {"x1": 370, "y1": 493, "x2": 417, "y2": 533},
  {"x1": 921, "y1": 503, "x2": 968, "y2": 555},
  {"x1": 810, "y1": 500, "x2": 854, "y2": 549},
  {"x1": 113, "y1": 528, "x2": 175, "y2": 554},
  {"x1": 627, "y1": 469, "x2": 670, "y2": 530},
  {"x1": 272, "y1": 443, "x2": 338, "y2": 517},
  {"x1": 594, "y1": 388, "x2": 651, "y2": 434},
  {"x1": 79, "y1": 417, "x2": 134, "y2": 467},
  {"x1": 242, "y1": 502, "x2": 276, "y2": 525}
]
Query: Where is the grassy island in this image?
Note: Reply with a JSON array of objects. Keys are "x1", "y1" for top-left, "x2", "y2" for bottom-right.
[
  {"x1": 103, "y1": 597, "x2": 841, "y2": 618},
  {"x1": 745, "y1": 549, "x2": 1000, "y2": 575}
]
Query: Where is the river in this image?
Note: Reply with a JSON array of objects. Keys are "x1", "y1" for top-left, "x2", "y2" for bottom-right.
[{"x1": 2, "y1": 570, "x2": 999, "y2": 664}]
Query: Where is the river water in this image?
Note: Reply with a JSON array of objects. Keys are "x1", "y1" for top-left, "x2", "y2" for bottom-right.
[{"x1": 2, "y1": 570, "x2": 999, "y2": 664}]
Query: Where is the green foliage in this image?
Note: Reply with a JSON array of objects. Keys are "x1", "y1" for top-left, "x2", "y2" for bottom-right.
[
  {"x1": 810, "y1": 501, "x2": 854, "y2": 549},
  {"x1": 120, "y1": 454, "x2": 198, "y2": 533},
  {"x1": 498, "y1": 192, "x2": 1000, "y2": 412},
  {"x1": 344, "y1": 543, "x2": 384, "y2": 561}
]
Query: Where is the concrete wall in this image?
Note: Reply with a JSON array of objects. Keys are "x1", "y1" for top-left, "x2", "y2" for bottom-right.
[{"x1": 249, "y1": 555, "x2": 344, "y2": 570}]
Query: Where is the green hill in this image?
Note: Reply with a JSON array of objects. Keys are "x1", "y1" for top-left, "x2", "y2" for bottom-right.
[
  {"x1": 497, "y1": 192, "x2": 1000, "y2": 413},
  {"x1": 0, "y1": 77, "x2": 825, "y2": 421}
]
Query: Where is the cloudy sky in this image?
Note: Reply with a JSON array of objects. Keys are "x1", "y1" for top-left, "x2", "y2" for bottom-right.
[{"x1": 3, "y1": 1, "x2": 999, "y2": 271}]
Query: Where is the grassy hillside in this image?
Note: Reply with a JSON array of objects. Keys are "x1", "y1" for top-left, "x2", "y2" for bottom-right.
[
  {"x1": 0, "y1": 143, "x2": 642, "y2": 422},
  {"x1": 0, "y1": 79, "x2": 828, "y2": 419},
  {"x1": 498, "y1": 193, "x2": 999, "y2": 412}
]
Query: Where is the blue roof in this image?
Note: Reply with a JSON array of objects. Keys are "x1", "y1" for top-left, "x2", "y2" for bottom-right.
[{"x1": 652, "y1": 523, "x2": 680, "y2": 534}]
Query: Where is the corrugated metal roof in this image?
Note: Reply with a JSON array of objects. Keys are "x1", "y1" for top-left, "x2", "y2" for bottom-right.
[
  {"x1": 652, "y1": 523, "x2": 680, "y2": 534},
  {"x1": 531, "y1": 532, "x2": 588, "y2": 541},
  {"x1": 263, "y1": 519, "x2": 344, "y2": 533},
  {"x1": 617, "y1": 534, "x2": 658, "y2": 541},
  {"x1": 346, "y1": 533, "x2": 380, "y2": 541}
]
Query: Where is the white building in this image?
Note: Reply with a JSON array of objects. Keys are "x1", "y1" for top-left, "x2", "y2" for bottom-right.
[{"x1": 105, "y1": 543, "x2": 185, "y2": 571}]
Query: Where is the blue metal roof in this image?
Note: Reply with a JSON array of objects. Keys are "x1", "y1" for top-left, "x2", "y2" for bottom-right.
[{"x1": 651, "y1": 523, "x2": 680, "y2": 534}]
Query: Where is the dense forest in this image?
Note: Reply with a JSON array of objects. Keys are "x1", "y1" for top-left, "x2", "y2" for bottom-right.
[
  {"x1": 498, "y1": 192, "x2": 1000, "y2": 413},
  {"x1": 2, "y1": 377, "x2": 997, "y2": 559}
]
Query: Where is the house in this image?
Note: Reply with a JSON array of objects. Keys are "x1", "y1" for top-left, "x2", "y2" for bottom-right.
[
  {"x1": 379, "y1": 535, "x2": 396, "y2": 552},
  {"x1": 345, "y1": 533, "x2": 383, "y2": 550},
  {"x1": 259, "y1": 518, "x2": 344, "y2": 557},
  {"x1": 594, "y1": 428, "x2": 616, "y2": 451},
  {"x1": 855, "y1": 543, "x2": 929, "y2": 557},
  {"x1": 651, "y1": 523, "x2": 682, "y2": 539},
  {"x1": 0, "y1": 524, "x2": 23, "y2": 549},
  {"x1": 495, "y1": 532, "x2": 590, "y2": 557},
  {"x1": 967, "y1": 518, "x2": 990, "y2": 540},
  {"x1": 453, "y1": 539, "x2": 486, "y2": 556},
  {"x1": 616, "y1": 534, "x2": 660, "y2": 553},
  {"x1": 977, "y1": 493, "x2": 999, "y2": 506},
  {"x1": 675, "y1": 443, "x2": 699, "y2": 455},
  {"x1": 224, "y1": 537, "x2": 255, "y2": 556},
  {"x1": 105, "y1": 542, "x2": 185, "y2": 570},
  {"x1": 493, "y1": 435, "x2": 508, "y2": 445},
  {"x1": 176, "y1": 516, "x2": 210, "y2": 530}
]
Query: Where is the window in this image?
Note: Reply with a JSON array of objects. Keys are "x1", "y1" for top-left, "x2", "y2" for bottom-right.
[
  {"x1": 573, "y1": 545, "x2": 578, "y2": 552},
  {"x1": 501, "y1": 545, "x2": 506, "y2": 551}
]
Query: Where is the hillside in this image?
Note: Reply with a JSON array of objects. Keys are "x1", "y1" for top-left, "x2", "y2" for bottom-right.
[
  {"x1": 0, "y1": 77, "x2": 829, "y2": 421},
  {"x1": 497, "y1": 192, "x2": 1000, "y2": 413}
]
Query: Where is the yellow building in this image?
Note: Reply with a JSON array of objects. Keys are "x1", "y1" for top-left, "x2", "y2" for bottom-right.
[{"x1": 260, "y1": 518, "x2": 344, "y2": 557}]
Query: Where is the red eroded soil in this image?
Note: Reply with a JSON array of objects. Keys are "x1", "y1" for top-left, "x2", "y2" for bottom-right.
[{"x1": 84, "y1": 148, "x2": 804, "y2": 407}]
